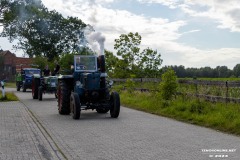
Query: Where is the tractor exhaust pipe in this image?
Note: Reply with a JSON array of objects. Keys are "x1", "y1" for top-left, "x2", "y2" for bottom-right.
[{"x1": 98, "y1": 55, "x2": 106, "y2": 89}]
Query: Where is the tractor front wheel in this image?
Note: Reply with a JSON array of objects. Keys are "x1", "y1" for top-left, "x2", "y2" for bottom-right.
[
  {"x1": 70, "y1": 92, "x2": 81, "y2": 120},
  {"x1": 32, "y1": 78, "x2": 40, "y2": 99},
  {"x1": 58, "y1": 80, "x2": 70, "y2": 115},
  {"x1": 38, "y1": 86, "x2": 43, "y2": 101},
  {"x1": 110, "y1": 92, "x2": 120, "y2": 118}
]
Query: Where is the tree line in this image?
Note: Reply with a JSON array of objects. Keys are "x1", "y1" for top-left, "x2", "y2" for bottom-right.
[
  {"x1": 162, "y1": 65, "x2": 240, "y2": 78},
  {"x1": 0, "y1": 0, "x2": 240, "y2": 79}
]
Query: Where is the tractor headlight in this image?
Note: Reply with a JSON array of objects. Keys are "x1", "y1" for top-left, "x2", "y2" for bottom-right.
[{"x1": 76, "y1": 81, "x2": 82, "y2": 87}]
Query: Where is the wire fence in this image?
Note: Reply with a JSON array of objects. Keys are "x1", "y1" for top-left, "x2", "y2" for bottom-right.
[{"x1": 113, "y1": 78, "x2": 240, "y2": 103}]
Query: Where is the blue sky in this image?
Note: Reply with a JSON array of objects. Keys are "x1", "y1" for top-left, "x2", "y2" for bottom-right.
[{"x1": 1, "y1": 0, "x2": 240, "y2": 69}]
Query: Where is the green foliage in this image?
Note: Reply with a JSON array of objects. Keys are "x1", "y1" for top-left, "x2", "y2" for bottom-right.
[
  {"x1": 159, "y1": 68, "x2": 178, "y2": 100},
  {"x1": 125, "y1": 79, "x2": 135, "y2": 93},
  {"x1": 233, "y1": 64, "x2": 240, "y2": 77},
  {"x1": 5, "y1": 82, "x2": 15, "y2": 88},
  {"x1": 114, "y1": 32, "x2": 141, "y2": 70},
  {"x1": 112, "y1": 32, "x2": 162, "y2": 78},
  {"x1": 189, "y1": 100, "x2": 206, "y2": 114},
  {"x1": 59, "y1": 53, "x2": 74, "y2": 71},
  {"x1": 120, "y1": 91, "x2": 240, "y2": 135},
  {"x1": 1, "y1": 0, "x2": 87, "y2": 61},
  {"x1": 139, "y1": 48, "x2": 163, "y2": 78},
  {"x1": 33, "y1": 56, "x2": 48, "y2": 71},
  {"x1": 105, "y1": 50, "x2": 120, "y2": 77},
  {"x1": 162, "y1": 65, "x2": 235, "y2": 78},
  {"x1": 0, "y1": 0, "x2": 10, "y2": 22}
]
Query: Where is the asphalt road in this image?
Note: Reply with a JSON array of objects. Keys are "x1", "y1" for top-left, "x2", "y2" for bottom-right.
[{"x1": 11, "y1": 88, "x2": 240, "y2": 160}]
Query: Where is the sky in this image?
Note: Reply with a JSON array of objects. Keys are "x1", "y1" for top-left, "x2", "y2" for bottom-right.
[{"x1": 1, "y1": 0, "x2": 240, "y2": 69}]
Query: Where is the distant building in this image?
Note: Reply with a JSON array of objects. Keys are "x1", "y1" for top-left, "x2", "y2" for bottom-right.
[{"x1": 0, "y1": 50, "x2": 33, "y2": 81}]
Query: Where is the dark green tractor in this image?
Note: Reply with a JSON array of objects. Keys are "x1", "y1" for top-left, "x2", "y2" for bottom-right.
[
  {"x1": 57, "y1": 55, "x2": 120, "y2": 120},
  {"x1": 32, "y1": 75, "x2": 58, "y2": 101}
]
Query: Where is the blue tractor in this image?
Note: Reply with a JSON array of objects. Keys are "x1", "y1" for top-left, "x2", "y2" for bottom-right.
[
  {"x1": 57, "y1": 55, "x2": 120, "y2": 119},
  {"x1": 16, "y1": 68, "x2": 41, "y2": 92}
]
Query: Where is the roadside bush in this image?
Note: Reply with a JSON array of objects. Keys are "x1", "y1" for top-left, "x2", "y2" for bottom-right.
[
  {"x1": 125, "y1": 78, "x2": 136, "y2": 93},
  {"x1": 159, "y1": 68, "x2": 178, "y2": 101},
  {"x1": 189, "y1": 100, "x2": 205, "y2": 114}
]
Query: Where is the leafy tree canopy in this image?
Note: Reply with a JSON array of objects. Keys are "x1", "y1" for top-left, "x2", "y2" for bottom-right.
[
  {"x1": 113, "y1": 32, "x2": 163, "y2": 78},
  {"x1": 0, "y1": 0, "x2": 87, "y2": 61}
]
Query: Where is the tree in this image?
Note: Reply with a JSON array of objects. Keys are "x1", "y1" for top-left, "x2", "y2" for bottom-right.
[
  {"x1": 114, "y1": 32, "x2": 141, "y2": 72},
  {"x1": 33, "y1": 56, "x2": 48, "y2": 71},
  {"x1": 59, "y1": 53, "x2": 74, "y2": 71},
  {"x1": 139, "y1": 48, "x2": 162, "y2": 78},
  {"x1": 105, "y1": 50, "x2": 119, "y2": 77},
  {"x1": 233, "y1": 64, "x2": 240, "y2": 77},
  {"x1": 0, "y1": 0, "x2": 10, "y2": 24},
  {"x1": 114, "y1": 32, "x2": 163, "y2": 78},
  {"x1": 1, "y1": 0, "x2": 87, "y2": 61}
]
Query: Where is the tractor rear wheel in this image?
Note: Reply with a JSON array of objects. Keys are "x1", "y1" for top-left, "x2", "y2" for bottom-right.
[
  {"x1": 58, "y1": 80, "x2": 71, "y2": 115},
  {"x1": 32, "y1": 78, "x2": 40, "y2": 99},
  {"x1": 38, "y1": 86, "x2": 43, "y2": 101},
  {"x1": 70, "y1": 92, "x2": 81, "y2": 120},
  {"x1": 110, "y1": 92, "x2": 120, "y2": 118}
]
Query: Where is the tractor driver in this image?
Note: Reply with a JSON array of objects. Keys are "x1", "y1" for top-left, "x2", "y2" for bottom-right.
[
  {"x1": 75, "y1": 57, "x2": 86, "y2": 70},
  {"x1": 52, "y1": 60, "x2": 60, "y2": 76},
  {"x1": 43, "y1": 65, "x2": 50, "y2": 76}
]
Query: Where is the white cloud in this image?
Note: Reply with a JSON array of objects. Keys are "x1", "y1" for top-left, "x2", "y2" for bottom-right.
[
  {"x1": 39, "y1": 0, "x2": 240, "y2": 69},
  {"x1": 138, "y1": 0, "x2": 240, "y2": 32}
]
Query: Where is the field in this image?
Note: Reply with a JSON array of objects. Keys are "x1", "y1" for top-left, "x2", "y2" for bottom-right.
[{"x1": 112, "y1": 78, "x2": 240, "y2": 135}]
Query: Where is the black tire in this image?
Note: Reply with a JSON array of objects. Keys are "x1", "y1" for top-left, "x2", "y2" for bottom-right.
[
  {"x1": 96, "y1": 108, "x2": 109, "y2": 114},
  {"x1": 23, "y1": 85, "x2": 26, "y2": 92},
  {"x1": 110, "y1": 92, "x2": 120, "y2": 118},
  {"x1": 32, "y1": 78, "x2": 40, "y2": 99},
  {"x1": 38, "y1": 86, "x2": 43, "y2": 101},
  {"x1": 58, "y1": 80, "x2": 71, "y2": 115},
  {"x1": 70, "y1": 92, "x2": 81, "y2": 119},
  {"x1": 16, "y1": 82, "x2": 20, "y2": 91},
  {"x1": 55, "y1": 91, "x2": 58, "y2": 98}
]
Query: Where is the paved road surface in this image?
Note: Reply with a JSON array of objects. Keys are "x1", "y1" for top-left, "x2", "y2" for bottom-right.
[{"x1": 1, "y1": 87, "x2": 240, "y2": 159}]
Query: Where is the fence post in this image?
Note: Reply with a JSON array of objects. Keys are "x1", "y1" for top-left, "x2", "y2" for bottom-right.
[
  {"x1": 225, "y1": 80, "x2": 229, "y2": 104},
  {"x1": 193, "y1": 77, "x2": 198, "y2": 97}
]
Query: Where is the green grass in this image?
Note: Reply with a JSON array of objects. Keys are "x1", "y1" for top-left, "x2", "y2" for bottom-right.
[
  {"x1": 5, "y1": 82, "x2": 16, "y2": 88},
  {"x1": 114, "y1": 79, "x2": 240, "y2": 98},
  {"x1": 0, "y1": 92, "x2": 19, "y2": 101},
  {"x1": 120, "y1": 91, "x2": 240, "y2": 136}
]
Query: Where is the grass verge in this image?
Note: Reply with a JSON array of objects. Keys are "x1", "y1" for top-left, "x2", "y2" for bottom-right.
[
  {"x1": 0, "y1": 92, "x2": 19, "y2": 101},
  {"x1": 120, "y1": 91, "x2": 240, "y2": 136},
  {"x1": 5, "y1": 82, "x2": 16, "y2": 88}
]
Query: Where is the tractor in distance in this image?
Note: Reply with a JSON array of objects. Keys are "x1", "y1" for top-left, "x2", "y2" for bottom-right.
[
  {"x1": 16, "y1": 68, "x2": 41, "y2": 92},
  {"x1": 32, "y1": 74, "x2": 58, "y2": 101},
  {"x1": 57, "y1": 54, "x2": 120, "y2": 119}
]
